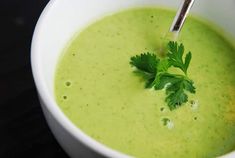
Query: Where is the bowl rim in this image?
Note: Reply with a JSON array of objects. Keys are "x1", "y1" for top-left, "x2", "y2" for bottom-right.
[{"x1": 31, "y1": 0, "x2": 130, "y2": 158}]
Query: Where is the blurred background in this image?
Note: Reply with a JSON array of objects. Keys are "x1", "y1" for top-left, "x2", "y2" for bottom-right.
[{"x1": 0, "y1": 1, "x2": 69, "y2": 157}]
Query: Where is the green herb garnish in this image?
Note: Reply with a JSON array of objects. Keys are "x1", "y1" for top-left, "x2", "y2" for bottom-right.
[{"x1": 130, "y1": 41, "x2": 196, "y2": 110}]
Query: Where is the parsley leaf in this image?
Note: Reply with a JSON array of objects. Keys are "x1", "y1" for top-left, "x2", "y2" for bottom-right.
[
  {"x1": 160, "y1": 74, "x2": 195, "y2": 110},
  {"x1": 130, "y1": 41, "x2": 196, "y2": 110},
  {"x1": 168, "y1": 41, "x2": 192, "y2": 74},
  {"x1": 130, "y1": 52, "x2": 159, "y2": 74},
  {"x1": 130, "y1": 53, "x2": 159, "y2": 88}
]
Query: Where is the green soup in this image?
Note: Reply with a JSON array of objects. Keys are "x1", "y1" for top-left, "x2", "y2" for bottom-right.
[{"x1": 55, "y1": 8, "x2": 235, "y2": 158}]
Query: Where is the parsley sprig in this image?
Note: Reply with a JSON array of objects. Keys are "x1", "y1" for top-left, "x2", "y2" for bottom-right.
[{"x1": 130, "y1": 41, "x2": 196, "y2": 110}]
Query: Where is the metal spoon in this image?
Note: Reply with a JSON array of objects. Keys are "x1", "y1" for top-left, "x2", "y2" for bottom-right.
[
  {"x1": 159, "y1": 0, "x2": 195, "y2": 55},
  {"x1": 170, "y1": 0, "x2": 195, "y2": 38}
]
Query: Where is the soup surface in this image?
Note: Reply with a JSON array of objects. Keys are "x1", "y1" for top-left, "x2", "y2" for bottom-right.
[{"x1": 55, "y1": 8, "x2": 235, "y2": 158}]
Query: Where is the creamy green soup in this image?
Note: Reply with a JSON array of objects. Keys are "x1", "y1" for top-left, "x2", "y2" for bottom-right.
[{"x1": 55, "y1": 8, "x2": 235, "y2": 158}]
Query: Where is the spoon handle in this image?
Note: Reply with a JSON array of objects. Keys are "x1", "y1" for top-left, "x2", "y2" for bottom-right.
[{"x1": 170, "y1": 0, "x2": 195, "y2": 34}]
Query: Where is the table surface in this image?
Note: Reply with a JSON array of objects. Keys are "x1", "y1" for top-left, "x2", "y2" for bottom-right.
[{"x1": 0, "y1": 1, "x2": 69, "y2": 157}]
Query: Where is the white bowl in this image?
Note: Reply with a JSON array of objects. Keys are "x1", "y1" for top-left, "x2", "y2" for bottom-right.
[{"x1": 31, "y1": 0, "x2": 235, "y2": 157}]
